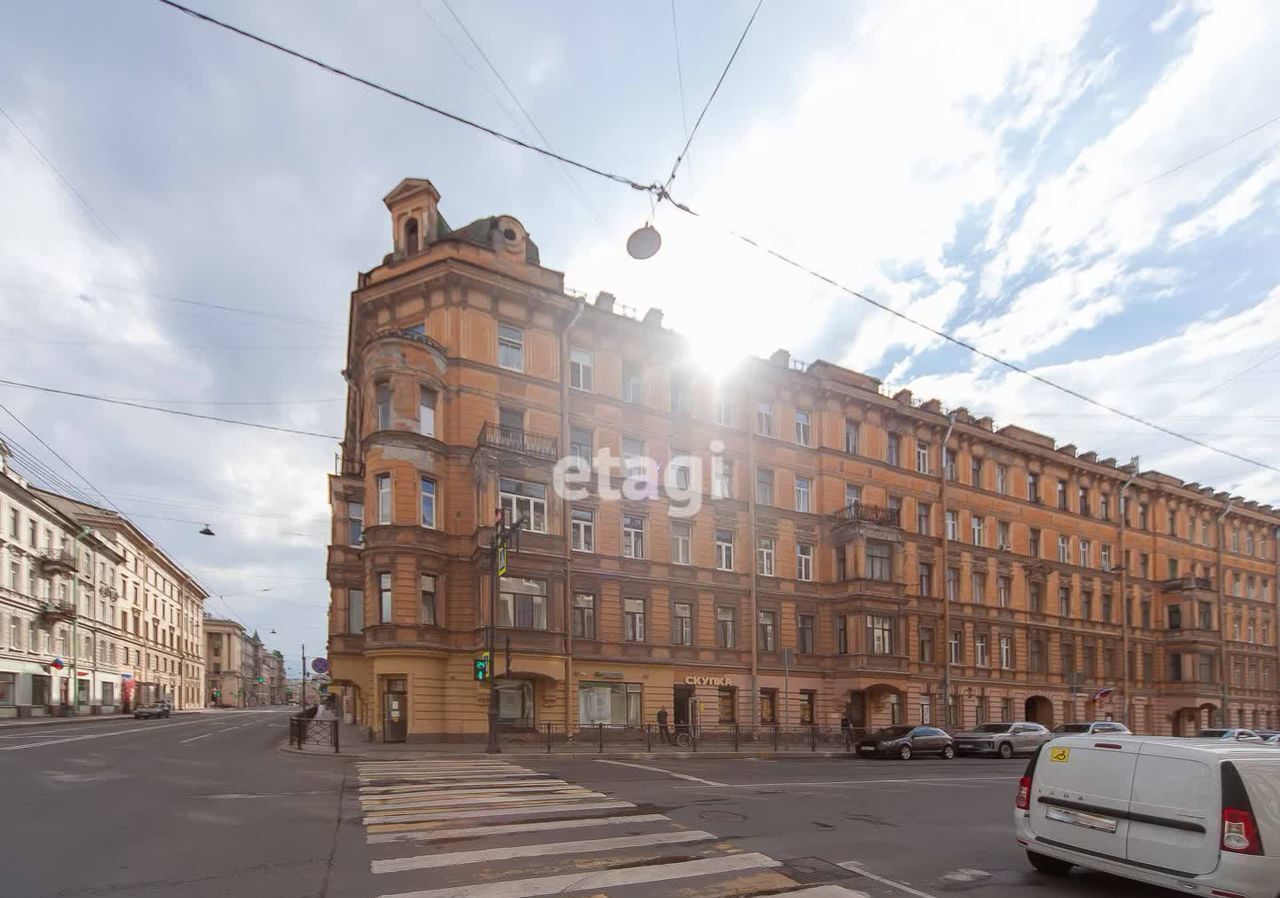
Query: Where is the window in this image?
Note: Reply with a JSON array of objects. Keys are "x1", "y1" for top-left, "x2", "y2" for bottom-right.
[
  {"x1": 756, "y1": 401, "x2": 774, "y2": 435},
  {"x1": 622, "y1": 514, "x2": 646, "y2": 559},
  {"x1": 499, "y1": 478, "x2": 547, "y2": 532},
  {"x1": 346, "y1": 501, "x2": 364, "y2": 546},
  {"x1": 916, "y1": 441, "x2": 930, "y2": 474},
  {"x1": 569, "y1": 347, "x2": 593, "y2": 391},
  {"x1": 497, "y1": 323, "x2": 524, "y2": 371},
  {"x1": 1000, "y1": 635, "x2": 1013, "y2": 669},
  {"x1": 500, "y1": 577, "x2": 548, "y2": 629},
  {"x1": 997, "y1": 520, "x2": 1010, "y2": 549},
  {"x1": 376, "y1": 474, "x2": 392, "y2": 524},
  {"x1": 995, "y1": 576, "x2": 1009, "y2": 608},
  {"x1": 572, "y1": 593, "x2": 596, "y2": 639},
  {"x1": 1027, "y1": 472, "x2": 1040, "y2": 503},
  {"x1": 419, "y1": 574, "x2": 436, "y2": 626},
  {"x1": 622, "y1": 437, "x2": 646, "y2": 479},
  {"x1": 7, "y1": 508, "x2": 17, "y2": 538},
  {"x1": 621, "y1": 360, "x2": 643, "y2": 404},
  {"x1": 1030, "y1": 634, "x2": 1046, "y2": 672},
  {"x1": 918, "y1": 563, "x2": 933, "y2": 596},
  {"x1": 716, "y1": 606, "x2": 736, "y2": 647},
  {"x1": 718, "y1": 686, "x2": 737, "y2": 722},
  {"x1": 715, "y1": 395, "x2": 733, "y2": 426},
  {"x1": 996, "y1": 464, "x2": 1009, "y2": 494},
  {"x1": 845, "y1": 484, "x2": 861, "y2": 509},
  {"x1": 758, "y1": 611, "x2": 777, "y2": 651},
  {"x1": 1102, "y1": 592, "x2": 1113, "y2": 622},
  {"x1": 971, "y1": 515, "x2": 985, "y2": 546},
  {"x1": 946, "y1": 510, "x2": 958, "y2": 540},
  {"x1": 570, "y1": 426, "x2": 592, "y2": 465},
  {"x1": 1101, "y1": 494, "x2": 1111, "y2": 520},
  {"x1": 796, "y1": 544, "x2": 813, "y2": 581},
  {"x1": 868, "y1": 616, "x2": 893, "y2": 654},
  {"x1": 712, "y1": 458, "x2": 731, "y2": 499},
  {"x1": 1139, "y1": 553, "x2": 1149, "y2": 578},
  {"x1": 670, "y1": 522, "x2": 691, "y2": 565},
  {"x1": 916, "y1": 502, "x2": 931, "y2": 535},
  {"x1": 755, "y1": 468, "x2": 774, "y2": 506},
  {"x1": 887, "y1": 434, "x2": 900, "y2": 466},
  {"x1": 970, "y1": 457, "x2": 983, "y2": 487},
  {"x1": 942, "y1": 449, "x2": 956, "y2": 481},
  {"x1": 844, "y1": 419, "x2": 859, "y2": 454},
  {"x1": 918, "y1": 626, "x2": 934, "y2": 663},
  {"x1": 378, "y1": 572, "x2": 393, "y2": 623},
  {"x1": 1247, "y1": 532, "x2": 1256, "y2": 555},
  {"x1": 949, "y1": 630, "x2": 962, "y2": 664},
  {"x1": 867, "y1": 541, "x2": 892, "y2": 581},
  {"x1": 419, "y1": 387, "x2": 436, "y2": 437},
  {"x1": 420, "y1": 477, "x2": 436, "y2": 528},
  {"x1": 669, "y1": 375, "x2": 691, "y2": 414},
  {"x1": 624, "y1": 598, "x2": 645, "y2": 641},
  {"x1": 1029, "y1": 527, "x2": 1041, "y2": 558},
  {"x1": 971, "y1": 571, "x2": 987, "y2": 603},
  {"x1": 759, "y1": 688, "x2": 777, "y2": 724},
  {"x1": 1081, "y1": 590, "x2": 1093, "y2": 620},
  {"x1": 794, "y1": 477, "x2": 811, "y2": 512},
  {"x1": 1078, "y1": 539, "x2": 1090, "y2": 568},
  {"x1": 1057, "y1": 535, "x2": 1069, "y2": 563},
  {"x1": 975, "y1": 633, "x2": 989, "y2": 667},
  {"x1": 1167, "y1": 557, "x2": 1179, "y2": 580},
  {"x1": 1100, "y1": 544, "x2": 1111, "y2": 571},
  {"x1": 1058, "y1": 585, "x2": 1071, "y2": 617},
  {"x1": 945, "y1": 567, "x2": 959, "y2": 600},
  {"x1": 375, "y1": 382, "x2": 392, "y2": 430},
  {"x1": 571, "y1": 508, "x2": 595, "y2": 552},
  {"x1": 798, "y1": 614, "x2": 815, "y2": 654},
  {"x1": 1138, "y1": 502, "x2": 1149, "y2": 530},
  {"x1": 715, "y1": 530, "x2": 734, "y2": 571},
  {"x1": 757, "y1": 537, "x2": 775, "y2": 577},
  {"x1": 794, "y1": 409, "x2": 812, "y2": 446},
  {"x1": 673, "y1": 602, "x2": 693, "y2": 645},
  {"x1": 1056, "y1": 480, "x2": 1068, "y2": 510}
]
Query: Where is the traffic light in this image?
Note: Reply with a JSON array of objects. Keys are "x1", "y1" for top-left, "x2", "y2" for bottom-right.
[
  {"x1": 473, "y1": 654, "x2": 489, "y2": 681},
  {"x1": 256, "y1": 676, "x2": 265, "y2": 684}
]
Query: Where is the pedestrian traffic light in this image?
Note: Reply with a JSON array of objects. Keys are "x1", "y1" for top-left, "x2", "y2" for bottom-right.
[
  {"x1": 473, "y1": 655, "x2": 489, "y2": 681},
  {"x1": 256, "y1": 676, "x2": 265, "y2": 683}
]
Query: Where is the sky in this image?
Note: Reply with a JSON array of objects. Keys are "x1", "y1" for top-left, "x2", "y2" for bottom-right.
[{"x1": 1, "y1": 0, "x2": 1279, "y2": 673}]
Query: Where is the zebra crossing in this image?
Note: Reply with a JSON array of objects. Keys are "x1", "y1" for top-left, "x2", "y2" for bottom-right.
[{"x1": 356, "y1": 758, "x2": 869, "y2": 898}]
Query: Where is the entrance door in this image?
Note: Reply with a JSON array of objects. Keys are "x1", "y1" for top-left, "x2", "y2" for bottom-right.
[
  {"x1": 847, "y1": 690, "x2": 866, "y2": 729},
  {"x1": 383, "y1": 679, "x2": 407, "y2": 743},
  {"x1": 673, "y1": 685, "x2": 694, "y2": 732}
]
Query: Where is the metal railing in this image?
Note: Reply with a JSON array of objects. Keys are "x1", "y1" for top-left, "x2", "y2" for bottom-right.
[
  {"x1": 289, "y1": 708, "x2": 340, "y2": 753},
  {"x1": 496, "y1": 723, "x2": 869, "y2": 753},
  {"x1": 477, "y1": 422, "x2": 559, "y2": 460},
  {"x1": 38, "y1": 549, "x2": 79, "y2": 571},
  {"x1": 364, "y1": 326, "x2": 447, "y2": 355},
  {"x1": 832, "y1": 502, "x2": 901, "y2": 526}
]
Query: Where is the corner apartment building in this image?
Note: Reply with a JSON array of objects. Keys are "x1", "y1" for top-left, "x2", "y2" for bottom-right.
[
  {"x1": 326, "y1": 178, "x2": 1280, "y2": 741},
  {"x1": 205, "y1": 620, "x2": 286, "y2": 706},
  {"x1": 0, "y1": 446, "x2": 207, "y2": 715}
]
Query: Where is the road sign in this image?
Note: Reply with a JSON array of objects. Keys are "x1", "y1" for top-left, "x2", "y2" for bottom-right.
[
  {"x1": 496, "y1": 544, "x2": 507, "y2": 577},
  {"x1": 473, "y1": 654, "x2": 489, "y2": 681},
  {"x1": 311, "y1": 657, "x2": 329, "y2": 674}
]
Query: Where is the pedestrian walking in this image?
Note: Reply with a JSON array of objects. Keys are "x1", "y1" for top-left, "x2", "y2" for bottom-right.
[
  {"x1": 840, "y1": 714, "x2": 852, "y2": 751},
  {"x1": 657, "y1": 706, "x2": 672, "y2": 744}
]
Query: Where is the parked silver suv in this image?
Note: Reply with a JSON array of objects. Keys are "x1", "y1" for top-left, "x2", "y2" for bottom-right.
[
  {"x1": 954, "y1": 722, "x2": 1052, "y2": 758},
  {"x1": 1051, "y1": 720, "x2": 1131, "y2": 736}
]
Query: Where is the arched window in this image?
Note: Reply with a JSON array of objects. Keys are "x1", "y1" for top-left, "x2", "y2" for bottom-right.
[{"x1": 403, "y1": 217, "x2": 420, "y2": 254}]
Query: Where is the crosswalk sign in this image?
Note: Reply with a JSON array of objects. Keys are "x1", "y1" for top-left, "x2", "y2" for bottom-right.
[{"x1": 496, "y1": 545, "x2": 507, "y2": 577}]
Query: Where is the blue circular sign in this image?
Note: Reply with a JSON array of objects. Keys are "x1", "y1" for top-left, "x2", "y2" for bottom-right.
[{"x1": 311, "y1": 657, "x2": 329, "y2": 674}]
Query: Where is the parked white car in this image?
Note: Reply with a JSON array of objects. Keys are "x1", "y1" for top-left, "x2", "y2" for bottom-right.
[
  {"x1": 1197, "y1": 728, "x2": 1264, "y2": 744},
  {"x1": 1015, "y1": 736, "x2": 1279, "y2": 896}
]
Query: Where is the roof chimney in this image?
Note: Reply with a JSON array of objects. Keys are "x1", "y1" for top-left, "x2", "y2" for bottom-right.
[
  {"x1": 595, "y1": 291, "x2": 615, "y2": 312},
  {"x1": 643, "y1": 307, "x2": 664, "y2": 327},
  {"x1": 769, "y1": 348, "x2": 790, "y2": 368}
]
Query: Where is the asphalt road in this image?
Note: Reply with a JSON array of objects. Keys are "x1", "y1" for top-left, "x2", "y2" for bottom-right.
[{"x1": 3, "y1": 725, "x2": 1179, "y2": 898}]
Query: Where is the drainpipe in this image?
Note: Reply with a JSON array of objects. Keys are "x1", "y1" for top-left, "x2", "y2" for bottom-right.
[
  {"x1": 1117, "y1": 459, "x2": 1138, "y2": 729},
  {"x1": 939, "y1": 412, "x2": 958, "y2": 728},
  {"x1": 1274, "y1": 525, "x2": 1280, "y2": 729},
  {"x1": 559, "y1": 299, "x2": 584, "y2": 732},
  {"x1": 1216, "y1": 498, "x2": 1235, "y2": 728},
  {"x1": 748, "y1": 419, "x2": 759, "y2": 734}
]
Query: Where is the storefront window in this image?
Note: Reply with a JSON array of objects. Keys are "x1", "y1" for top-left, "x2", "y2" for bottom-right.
[
  {"x1": 800, "y1": 690, "x2": 815, "y2": 725},
  {"x1": 0, "y1": 672, "x2": 14, "y2": 707},
  {"x1": 496, "y1": 680, "x2": 534, "y2": 725},
  {"x1": 578, "y1": 682, "x2": 641, "y2": 726},
  {"x1": 101, "y1": 681, "x2": 114, "y2": 706},
  {"x1": 717, "y1": 686, "x2": 736, "y2": 723},
  {"x1": 76, "y1": 679, "x2": 90, "y2": 705},
  {"x1": 31, "y1": 674, "x2": 50, "y2": 706},
  {"x1": 759, "y1": 688, "x2": 777, "y2": 724}
]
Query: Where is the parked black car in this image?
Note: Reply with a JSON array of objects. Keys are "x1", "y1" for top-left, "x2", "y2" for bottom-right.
[
  {"x1": 855, "y1": 725, "x2": 954, "y2": 760},
  {"x1": 134, "y1": 701, "x2": 170, "y2": 720}
]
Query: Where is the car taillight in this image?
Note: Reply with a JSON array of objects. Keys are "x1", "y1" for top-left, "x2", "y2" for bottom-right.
[
  {"x1": 1016, "y1": 775, "x2": 1031, "y2": 811},
  {"x1": 1222, "y1": 807, "x2": 1261, "y2": 855}
]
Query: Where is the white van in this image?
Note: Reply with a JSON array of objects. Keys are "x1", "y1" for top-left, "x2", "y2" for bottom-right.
[{"x1": 1014, "y1": 735, "x2": 1279, "y2": 897}]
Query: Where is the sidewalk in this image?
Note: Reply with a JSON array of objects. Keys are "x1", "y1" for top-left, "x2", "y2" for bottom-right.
[{"x1": 283, "y1": 719, "x2": 856, "y2": 761}]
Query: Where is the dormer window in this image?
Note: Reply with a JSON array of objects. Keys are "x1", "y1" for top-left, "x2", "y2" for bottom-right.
[{"x1": 403, "y1": 217, "x2": 420, "y2": 254}]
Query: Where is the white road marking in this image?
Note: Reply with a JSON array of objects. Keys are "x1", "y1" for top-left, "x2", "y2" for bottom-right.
[
  {"x1": 364, "y1": 799, "x2": 635, "y2": 827},
  {"x1": 0, "y1": 718, "x2": 210, "y2": 751},
  {"x1": 941, "y1": 868, "x2": 990, "y2": 883},
  {"x1": 365, "y1": 813, "x2": 669, "y2": 844},
  {"x1": 359, "y1": 784, "x2": 581, "y2": 801},
  {"x1": 837, "y1": 862, "x2": 938, "y2": 898},
  {"x1": 374, "y1": 852, "x2": 780, "y2": 898},
  {"x1": 360, "y1": 775, "x2": 548, "y2": 790},
  {"x1": 362, "y1": 791, "x2": 606, "y2": 816},
  {"x1": 179, "y1": 726, "x2": 241, "y2": 744},
  {"x1": 708, "y1": 776, "x2": 1020, "y2": 788},
  {"x1": 593, "y1": 759, "x2": 727, "y2": 786},
  {"x1": 371, "y1": 829, "x2": 716, "y2": 873}
]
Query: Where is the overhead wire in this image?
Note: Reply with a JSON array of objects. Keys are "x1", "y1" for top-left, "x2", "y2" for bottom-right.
[
  {"x1": 1186, "y1": 344, "x2": 1280, "y2": 403},
  {"x1": 0, "y1": 378, "x2": 340, "y2": 440},
  {"x1": 143, "y1": 0, "x2": 1280, "y2": 474},
  {"x1": 669, "y1": 0, "x2": 693, "y2": 190},
  {"x1": 0, "y1": 401, "x2": 125, "y2": 512}
]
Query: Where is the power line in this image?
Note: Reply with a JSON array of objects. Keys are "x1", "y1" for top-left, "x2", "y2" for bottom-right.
[
  {"x1": 1114, "y1": 111, "x2": 1280, "y2": 200},
  {"x1": 0, "y1": 378, "x2": 340, "y2": 440},
  {"x1": 662, "y1": 0, "x2": 765, "y2": 192},
  {"x1": 670, "y1": 0, "x2": 692, "y2": 189},
  {"x1": 154, "y1": 0, "x2": 659, "y2": 196},
  {"x1": 432, "y1": 0, "x2": 610, "y2": 230},
  {"x1": 0, "y1": 402, "x2": 126, "y2": 511},
  {"x1": 0, "y1": 102, "x2": 121, "y2": 243},
  {"x1": 1187, "y1": 344, "x2": 1280, "y2": 403}
]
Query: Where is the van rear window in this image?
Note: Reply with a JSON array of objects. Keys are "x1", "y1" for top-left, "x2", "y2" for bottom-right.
[{"x1": 1235, "y1": 760, "x2": 1280, "y2": 846}]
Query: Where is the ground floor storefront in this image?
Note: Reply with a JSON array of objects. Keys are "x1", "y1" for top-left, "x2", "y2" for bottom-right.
[{"x1": 0, "y1": 662, "x2": 130, "y2": 718}]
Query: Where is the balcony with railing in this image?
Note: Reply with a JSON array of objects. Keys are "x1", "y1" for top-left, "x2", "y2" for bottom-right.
[
  {"x1": 477, "y1": 422, "x2": 559, "y2": 461},
  {"x1": 832, "y1": 503, "x2": 901, "y2": 527},
  {"x1": 39, "y1": 600, "x2": 76, "y2": 623},
  {"x1": 1160, "y1": 576, "x2": 1215, "y2": 594},
  {"x1": 362, "y1": 325, "x2": 447, "y2": 356},
  {"x1": 38, "y1": 549, "x2": 78, "y2": 574}
]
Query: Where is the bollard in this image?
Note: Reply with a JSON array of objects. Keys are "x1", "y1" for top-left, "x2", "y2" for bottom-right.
[{"x1": 597, "y1": 723, "x2": 604, "y2": 753}]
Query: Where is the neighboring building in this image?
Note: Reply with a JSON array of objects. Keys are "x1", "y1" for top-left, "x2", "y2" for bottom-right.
[
  {"x1": 263, "y1": 649, "x2": 285, "y2": 704},
  {"x1": 0, "y1": 444, "x2": 207, "y2": 716},
  {"x1": 37, "y1": 490, "x2": 208, "y2": 710},
  {"x1": 205, "y1": 618, "x2": 248, "y2": 707},
  {"x1": 326, "y1": 178, "x2": 1280, "y2": 742}
]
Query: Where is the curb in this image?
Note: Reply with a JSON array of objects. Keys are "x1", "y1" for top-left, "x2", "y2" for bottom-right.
[
  {"x1": 0, "y1": 709, "x2": 212, "y2": 730},
  {"x1": 279, "y1": 742, "x2": 856, "y2": 762}
]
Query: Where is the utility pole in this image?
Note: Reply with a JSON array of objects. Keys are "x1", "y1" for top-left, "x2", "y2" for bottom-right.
[
  {"x1": 939, "y1": 412, "x2": 958, "y2": 728},
  {"x1": 487, "y1": 511, "x2": 524, "y2": 753},
  {"x1": 301, "y1": 643, "x2": 307, "y2": 708}
]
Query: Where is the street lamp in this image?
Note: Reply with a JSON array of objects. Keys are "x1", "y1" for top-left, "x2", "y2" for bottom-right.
[{"x1": 199, "y1": 524, "x2": 215, "y2": 536}]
